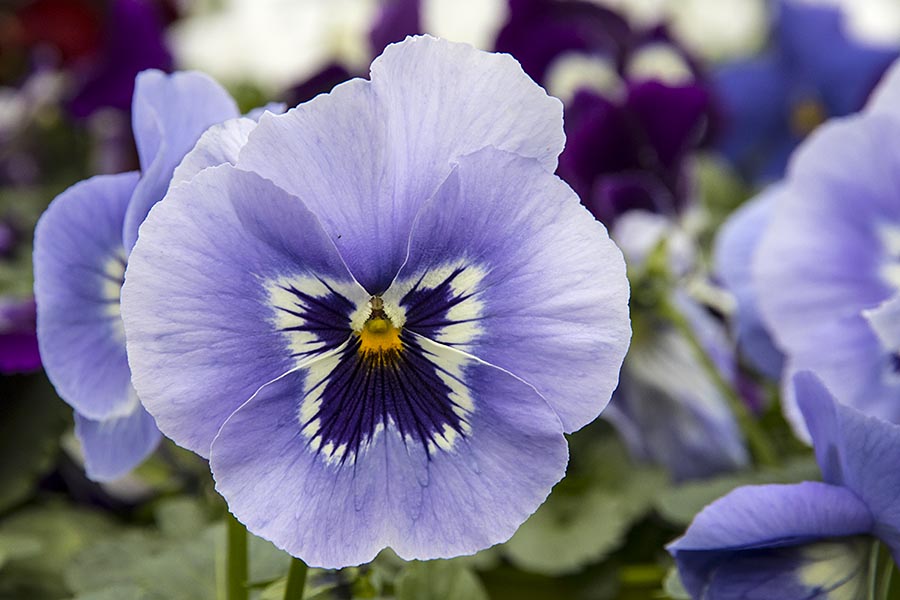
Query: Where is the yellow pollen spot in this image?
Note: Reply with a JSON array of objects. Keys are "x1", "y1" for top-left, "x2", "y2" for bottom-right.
[
  {"x1": 791, "y1": 99, "x2": 827, "y2": 137},
  {"x1": 358, "y1": 296, "x2": 402, "y2": 355}
]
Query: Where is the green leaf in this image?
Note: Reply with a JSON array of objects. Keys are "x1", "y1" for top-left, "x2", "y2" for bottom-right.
[
  {"x1": 0, "y1": 533, "x2": 41, "y2": 568},
  {"x1": 502, "y1": 487, "x2": 630, "y2": 576},
  {"x1": 655, "y1": 456, "x2": 820, "y2": 526},
  {"x1": 0, "y1": 374, "x2": 69, "y2": 515},
  {"x1": 0, "y1": 502, "x2": 119, "y2": 598},
  {"x1": 396, "y1": 560, "x2": 488, "y2": 600}
]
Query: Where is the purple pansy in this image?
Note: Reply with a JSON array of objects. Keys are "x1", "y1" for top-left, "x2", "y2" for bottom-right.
[
  {"x1": 752, "y1": 58, "x2": 900, "y2": 432},
  {"x1": 0, "y1": 298, "x2": 41, "y2": 374},
  {"x1": 715, "y1": 0, "x2": 898, "y2": 182},
  {"x1": 120, "y1": 36, "x2": 631, "y2": 568},
  {"x1": 495, "y1": 0, "x2": 713, "y2": 227},
  {"x1": 33, "y1": 69, "x2": 249, "y2": 481},
  {"x1": 669, "y1": 372, "x2": 900, "y2": 598}
]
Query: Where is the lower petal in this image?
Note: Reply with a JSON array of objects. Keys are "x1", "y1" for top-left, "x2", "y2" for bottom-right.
[
  {"x1": 74, "y1": 399, "x2": 162, "y2": 482},
  {"x1": 210, "y1": 336, "x2": 567, "y2": 568}
]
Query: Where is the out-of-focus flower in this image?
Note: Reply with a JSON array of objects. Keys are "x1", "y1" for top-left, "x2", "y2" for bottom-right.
[
  {"x1": 752, "y1": 59, "x2": 900, "y2": 434},
  {"x1": 169, "y1": 0, "x2": 376, "y2": 93},
  {"x1": 2, "y1": 0, "x2": 173, "y2": 119},
  {"x1": 120, "y1": 36, "x2": 631, "y2": 568},
  {"x1": 715, "y1": 0, "x2": 898, "y2": 182},
  {"x1": 669, "y1": 372, "x2": 900, "y2": 598},
  {"x1": 607, "y1": 212, "x2": 747, "y2": 481},
  {"x1": 801, "y1": 0, "x2": 900, "y2": 48},
  {"x1": 0, "y1": 297, "x2": 40, "y2": 374},
  {"x1": 593, "y1": 0, "x2": 768, "y2": 62},
  {"x1": 495, "y1": 0, "x2": 713, "y2": 228},
  {"x1": 713, "y1": 188, "x2": 784, "y2": 379},
  {"x1": 33, "y1": 70, "x2": 254, "y2": 481}
]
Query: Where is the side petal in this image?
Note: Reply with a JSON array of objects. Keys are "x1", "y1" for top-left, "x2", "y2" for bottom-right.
[
  {"x1": 124, "y1": 69, "x2": 239, "y2": 250},
  {"x1": 169, "y1": 117, "x2": 258, "y2": 188},
  {"x1": 210, "y1": 336, "x2": 567, "y2": 568},
  {"x1": 170, "y1": 103, "x2": 288, "y2": 189},
  {"x1": 668, "y1": 481, "x2": 874, "y2": 598},
  {"x1": 714, "y1": 188, "x2": 785, "y2": 378},
  {"x1": 385, "y1": 148, "x2": 631, "y2": 433},
  {"x1": 237, "y1": 35, "x2": 564, "y2": 292},
  {"x1": 795, "y1": 371, "x2": 900, "y2": 561},
  {"x1": 121, "y1": 165, "x2": 370, "y2": 457},
  {"x1": 33, "y1": 172, "x2": 138, "y2": 420},
  {"x1": 74, "y1": 399, "x2": 162, "y2": 482}
]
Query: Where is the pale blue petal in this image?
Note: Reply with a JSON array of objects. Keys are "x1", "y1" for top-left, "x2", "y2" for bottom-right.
[
  {"x1": 74, "y1": 400, "x2": 162, "y2": 482},
  {"x1": 124, "y1": 69, "x2": 239, "y2": 251},
  {"x1": 669, "y1": 481, "x2": 874, "y2": 599},
  {"x1": 385, "y1": 147, "x2": 630, "y2": 432},
  {"x1": 795, "y1": 371, "x2": 900, "y2": 562},
  {"x1": 210, "y1": 337, "x2": 567, "y2": 567},
  {"x1": 714, "y1": 189, "x2": 784, "y2": 378},
  {"x1": 237, "y1": 35, "x2": 564, "y2": 292},
  {"x1": 122, "y1": 165, "x2": 369, "y2": 457},
  {"x1": 34, "y1": 172, "x2": 138, "y2": 420}
]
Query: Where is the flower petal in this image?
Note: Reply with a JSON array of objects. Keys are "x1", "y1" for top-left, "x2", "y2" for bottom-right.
[
  {"x1": 237, "y1": 35, "x2": 564, "y2": 292},
  {"x1": 795, "y1": 371, "x2": 900, "y2": 561},
  {"x1": 169, "y1": 117, "x2": 258, "y2": 188},
  {"x1": 669, "y1": 481, "x2": 874, "y2": 598},
  {"x1": 385, "y1": 148, "x2": 630, "y2": 432},
  {"x1": 74, "y1": 399, "x2": 162, "y2": 482},
  {"x1": 34, "y1": 172, "x2": 138, "y2": 420},
  {"x1": 122, "y1": 165, "x2": 370, "y2": 457},
  {"x1": 714, "y1": 188, "x2": 784, "y2": 378},
  {"x1": 754, "y1": 113, "x2": 900, "y2": 418},
  {"x1": 210, "y1": 335, "x2": 567, "y2": 568},
  {"x1": 123, "y1": 69, "x2": 239, "y2": 251},
  {"x1": 170, "y1": 104, "x2": 287, "y2": 189}
]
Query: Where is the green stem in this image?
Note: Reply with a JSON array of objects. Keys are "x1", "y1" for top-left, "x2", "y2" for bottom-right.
[
  {"x1": 283, "y1": 557, "x2": 309, "y2": 600},
  {"x1": 660, "y1": 299, "x2": 779, "y2": 468},
  {"x1": 226, "y1": 512, "x2": 249, "y2": 600}
]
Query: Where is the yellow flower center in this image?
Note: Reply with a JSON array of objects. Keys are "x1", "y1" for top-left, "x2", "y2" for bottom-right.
[{"x1": 358, "y1": 296, "x2": 402, "y2": 355}]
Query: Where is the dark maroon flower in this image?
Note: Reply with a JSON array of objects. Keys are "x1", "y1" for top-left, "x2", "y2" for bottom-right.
[{"x1": 495, "y1": 0, "x2": 714, "y2": 226}]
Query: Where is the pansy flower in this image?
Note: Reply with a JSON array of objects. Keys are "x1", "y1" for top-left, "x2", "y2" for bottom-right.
[
  {"x1": 120, "y1": 36, "x2": 631, "y2": 567},
  {"x1": 752, "y1": 57, "x2": 900, "y2": 433},
  {"x1": 33, "y1": 69, "x2": 256, "y2": 481},
  {"x1": 669, "y1": 372, "x2": 900, "y2": 598},
  {"x1": 715, "y1": 0, "x2": 898, "y2": 182}
]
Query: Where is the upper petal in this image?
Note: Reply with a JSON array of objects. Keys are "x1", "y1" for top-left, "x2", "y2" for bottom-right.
[
  {"x1": 210, "y1": 336, "x2": 567, "y2": 568},
  {"x1": 237, "y1": 35, "x2": 564, "y2": 292},
  {"x1": 121, "y1": 165, "x2": 370, "y2": 457},
  {"x1": 384, "y1": 148, "x2": 630, "y2": 432},
  {"x1": 124, "y1": 69, "x2": 239, "y2": 251},
  {"x1": 33, "y1": 172, "x2": 138, "y2": 420}
]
